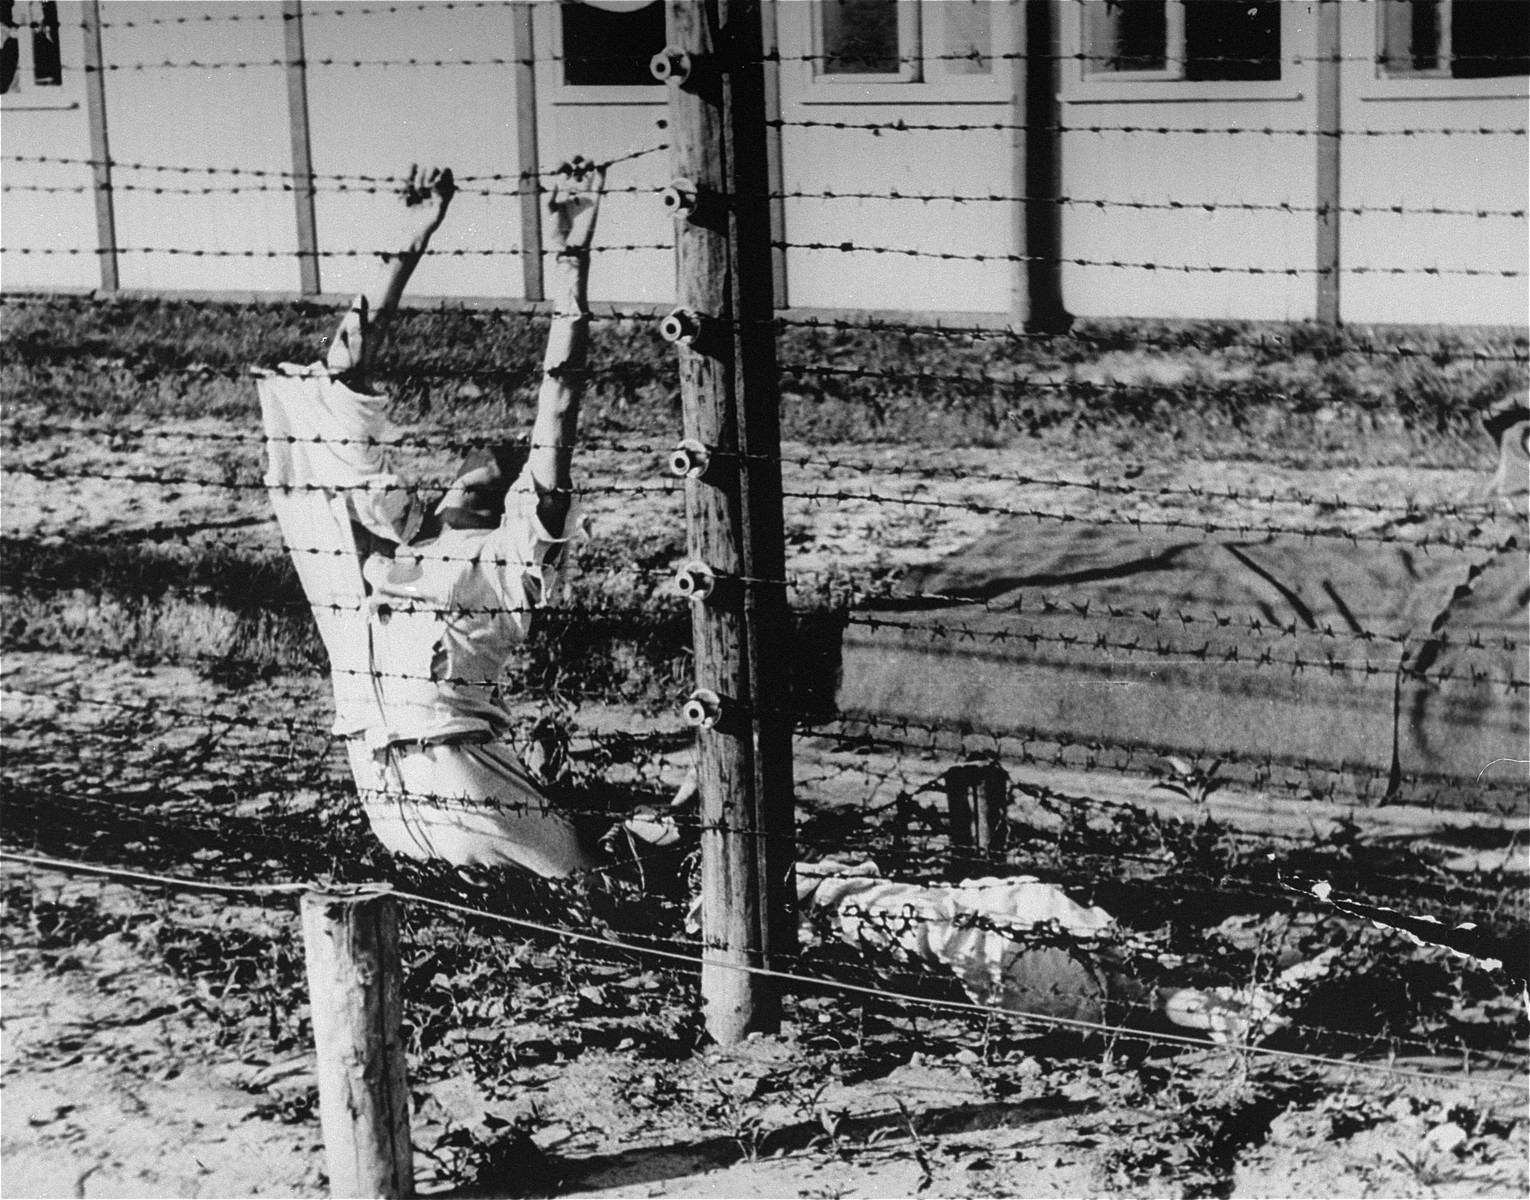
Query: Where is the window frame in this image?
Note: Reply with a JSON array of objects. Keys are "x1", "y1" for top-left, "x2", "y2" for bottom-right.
[
  {"x1": 1377, "y1": 0, "x2": 1452, "y2": 78},
  {"x1": 1080, "y1": 0, "x2": 1186, "y2": 84},
  {"x1": 1064, "y1": 0, "x2": 1304, "y2": 104},
  {"x1": 796, "y1": 0, "x2": 1011, "y2": 106},
  {"x1": 0, "y1": 0, "x2": 75, "y2": 111},
  {"x1": 811, "y1": 0, "x2": 921, "y2": 86},
  {"x1": 1363, "y1": 0, "x2": 1529, "y2": 101},
  {"x1": 551, "y1": 0, "x2": 668, "y2": 108}
]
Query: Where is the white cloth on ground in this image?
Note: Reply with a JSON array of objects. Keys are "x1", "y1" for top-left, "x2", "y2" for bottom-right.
[{"x1": 796, "y1": 861, "x2": 1118, "y2": 1021}]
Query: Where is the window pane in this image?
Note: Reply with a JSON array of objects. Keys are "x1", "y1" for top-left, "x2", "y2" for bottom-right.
[
  {"x1": 940, "y1": 0, "x2": 992, "y2": 76},
  {"x1": 1, "y1": 0, "x2": 18, "y2": 95},
  {"x1": 1184, "y1": 0, "x2": 1281, "y2": 81},
  {"x1": 1083, "y1": 1, "x2": 1168, "y2": 74},
  {"x1": 30, "y1": 0, "x2": 59, "y2": 87},
  {"x1": 1451, "y1": 0, "x2": 1530, "y2": 78},
  {"x1": 562, "y1": 0, "x2": 665, "y2": 87},
  {"x1": 1380, "y1": 1, "x2": 1445, "y2": 74},
  {"x1": 821, "y1": 0, "x2": 902, "y2": 75}
]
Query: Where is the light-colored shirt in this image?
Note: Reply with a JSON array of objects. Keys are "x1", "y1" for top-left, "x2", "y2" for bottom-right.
[{"x1": 259, "y1": 363, "x2": 575, "y2": 747}]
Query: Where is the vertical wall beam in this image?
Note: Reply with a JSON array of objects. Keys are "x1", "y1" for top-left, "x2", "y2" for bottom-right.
[
  {"x1": 1018, "y1": 0, "x2": 1070, "y2": 332},
  {"x1": 1315, "y1": 0, "x2": 1342, "y2": 326},
  {"x1": 760, "y1": 0, "x2": 787, "y2": 307},
  {"x1": 80, "y1": 0, "x2": 117, "y2": 293},
  {"x1": 512, "y1": 1, "x2": 544, "y2": 302},
  {"x1": 301, "y1": 890, "x2": 413, "y2": 1200},
  {"x1": 283, "y1": 0, "x2": 321, "y2": 297},
  {"x1": 665, "y1": 0, "x2": 796, "y2": 1045},
  {"x1": 1007, "y1": 0, "x2": 1030, "y2": 329}
]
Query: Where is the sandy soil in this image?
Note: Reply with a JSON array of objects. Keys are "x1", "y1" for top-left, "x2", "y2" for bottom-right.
[
  {"x1": 3, "y1": 645, "x2": 1527, "y2": 1199},
  {"x1": 5, "y1": 863, "x2": 1526, "y2": 1200},
  {"x1": 3, "y1": 418, "x2": 1526, "y2": 1198}
]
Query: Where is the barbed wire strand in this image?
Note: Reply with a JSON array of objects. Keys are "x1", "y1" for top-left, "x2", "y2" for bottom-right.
[
  {"x1": 1, "y1": 848, "x2": 1522, "y2": 1095},
  {"x1": 4, "y1": 174, "x2": 1524, "y2": 222},
  {"x1": 4, "y1": 462, "x2": 1514, "y2": 554},
  {"x1": 5, "y1": 288, "x2": 1524, "y2": 364},
  {"x1": 3, "y1": 426, "x2": 1523, "y2": 527}
]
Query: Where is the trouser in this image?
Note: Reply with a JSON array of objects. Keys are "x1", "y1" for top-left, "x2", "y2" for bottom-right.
[
  {"x1": 796, "y1": 863, "x2": 1148, "y2": 1024},
  {"x1": 347, "y1": 737, "x2": 597, "y2": 878}
]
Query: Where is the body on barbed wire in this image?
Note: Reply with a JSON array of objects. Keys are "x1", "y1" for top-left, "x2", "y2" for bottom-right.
[{"x1": 256, "y1": 156, "x2": 609, "y2": 878}]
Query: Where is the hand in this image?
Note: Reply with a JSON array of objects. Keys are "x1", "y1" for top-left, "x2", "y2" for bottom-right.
[
  {"x1": 545, "y1": 156, "x2": 606, "y2": 257},
  {"x1": 399, "y1": 163, "x2": 456, "y2": 241}
]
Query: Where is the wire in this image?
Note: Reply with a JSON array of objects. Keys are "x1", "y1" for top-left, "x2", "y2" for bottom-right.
[
  {"x1": 4, "y1": 175, "x2": 1524, "y2": 222},
  {"x1": 774, "y1": 118, "x2": 1528, "y2": 139},
  {"x1": 2, "y1": 847, "x2": 1521, "y2": 1096},
  {"x1": 775, "y1": 241, "x2": 1525, "y2": 280},
  {"x1": 0, "y1": 244, "x2": 673, "y2": 260},
  {"x1": 7, "y1": 425, "x2": 1518, "y2": 530},
  {"x1": 86, "y1": 2, "x2": 504, "y2": 30}
]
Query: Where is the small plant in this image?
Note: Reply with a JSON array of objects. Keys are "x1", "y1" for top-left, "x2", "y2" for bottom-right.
[{"x1": 1150, "y1": 757, "x2": 1227, "y2": 805}]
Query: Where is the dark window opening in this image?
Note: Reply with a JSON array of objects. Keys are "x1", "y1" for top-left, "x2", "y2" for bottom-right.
[
  {"x1": 820, "y1": 0, "x2": 902, "y2": 75},
  {"x1": 1452, "y1": 0, "x2": 1530, "y2": 78},
  {"x1": 561, "y1": 0, "x2": 664, "y2": 88},
  {"x1": 2, "y1": 0, "x2": 21, "y2": 94},
  {"x1": 31, "y1": 0, "x2": 59, "y2": 86},
  {"x1": 1410, "y1": 0, "x2": 1445, "y2": 70},
  {"x1": 1088, "y1": 1, "x2": 1170, "y2": 73},
  {"x1": 1184, "y1": 0, "x2": 1281, "y2": 81}
]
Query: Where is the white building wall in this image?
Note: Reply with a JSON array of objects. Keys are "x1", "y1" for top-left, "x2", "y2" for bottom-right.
[
  {"x1": 532, "y1": 2, "x2": 674, "y2": 309},
  {"x1": 304, "y1": 2, "x2": 527, "y2": 301},
  {"x1": 1335, "y1": 0, "x2": 1528, "y2": 327},
  {"x1": 99, "y1": 0, "x2": 297, "y2": 294},
  {"x1": 1056, "y1": 0, "x2": 1320, "y2": 322},
  {"x1": 773, "y1": 0, "x2": 1016, "y2": 314},
  {"x1": 1, "y1": 0, "x2": 1524, "y2": 327}
]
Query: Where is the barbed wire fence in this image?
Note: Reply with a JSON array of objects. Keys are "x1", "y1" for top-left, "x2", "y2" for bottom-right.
[{"x1": 3, "y1": 0, "x2": 1528, "y2": 1190}]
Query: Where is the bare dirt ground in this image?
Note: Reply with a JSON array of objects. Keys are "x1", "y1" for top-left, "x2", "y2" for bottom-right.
[
  {"x1": 3, "y1": 646, "x2": 1527, "y2": 1200},
  {"x1": 4, "y1": 858, "x2": 1528, "y2": 1200},
  {"x1": 3, "y1": 424, "x2": 1527, "y2": 1198}
]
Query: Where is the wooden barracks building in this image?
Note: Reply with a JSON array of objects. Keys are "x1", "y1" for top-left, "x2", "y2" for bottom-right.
[{"x1": 2, "y1": 0, "x2": 1526, "y2": 326}]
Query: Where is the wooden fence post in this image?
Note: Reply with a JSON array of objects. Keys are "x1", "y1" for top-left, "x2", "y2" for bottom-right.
[
  {"x1": 660, "y1": 0, "x2": 796, "y2": 1045},
  {"x1": 283, "y1": 0, "x2": 321, "y2": 297},
  {"x1": 946, "y1": 761, "x2": 1009, "y2": 873},
  {"x1": 80, "y1": 0, "x2": 118, "y2": 294},
  {"x1": 301, "y1": 890, "x2": 413, "y2": 1199}
]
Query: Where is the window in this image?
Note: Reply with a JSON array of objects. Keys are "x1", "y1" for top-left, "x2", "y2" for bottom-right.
[
  {"x1": 813, "y1": 0, "x2": 992, "y2": 85},
  {"x1": 1082, "y1": 0, "x2": 1281, "y2": 82},
  {"x1": 1379, "y1": 0, "x2": 1530, "y2": 79},
  {"x1": 560, "y1": 0, "x2": 664, "y2": 88},
  {"x1": 1, "y1": 0, "x2": 60, "y2": 95}
]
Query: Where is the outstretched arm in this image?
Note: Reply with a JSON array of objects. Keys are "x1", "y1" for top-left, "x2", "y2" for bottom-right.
[
  {"x1": 527, "y1": 158, "x2": 605, "y2": 538},
  {"x1": 325, "y1": 165, "x2": 456, "y2": 378}
]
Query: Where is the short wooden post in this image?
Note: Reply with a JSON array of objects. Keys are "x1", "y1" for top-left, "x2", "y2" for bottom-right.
[
  {"x1": 80, "y1": 0, "x2": 118, "y2": 294},
  {"x1": 662, "y1": 0, "x2": 797, "y2": 1045},
  {"x1": 946, "y1": 761, "x2": 1008, "y2": 870},
  {"x1": 1315, "y1": 0, "x2": 1342, "y2": 326},
  {"x1": 283, "y1": 0, "x2": 321, "y2": 297},
  {"x1": 301, "y1": 890, "x2": 413, "y2": 1200}
]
